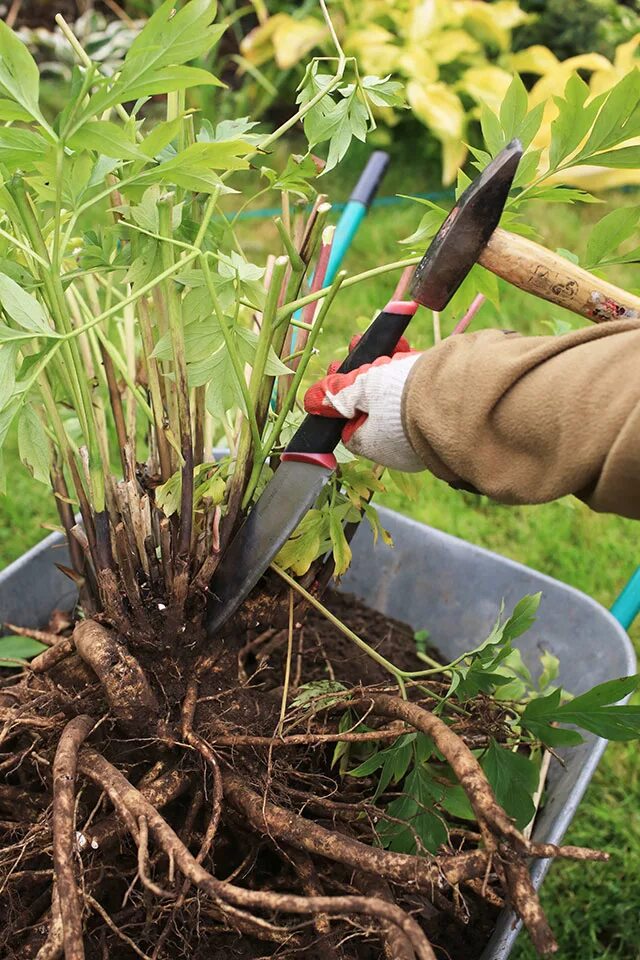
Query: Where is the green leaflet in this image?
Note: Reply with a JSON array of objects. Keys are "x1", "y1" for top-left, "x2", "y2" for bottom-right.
[
  {"x1": 299, "y1": 68, "x2": 371, "y2": 174},
  {"x1": 522, "y1": 676, "x2": 640, "y2": 744},
  {"x1": 18, "y1": 403, "x2": 51, "y2": 486},
  {"x1": 584, "y1": 206, "x2": 639, "y2": 269},
  {"x1": 291, "y1": 680, "x2": 347, "y2": 713},
  {"x1": 549, "y1": 73, "x2": 604, "y2": 171},
  {"x1": 481, "y1": 740, "x2": 540, "y2": 829},
  {"x1": 0, "y1": 128, "x2": 49, "y2": 171},
  {"x1": 0, "y1": 18, "x2": 46, "y2": 127},
  {"x1": 573, "y1": 69, "x2": 640, "y2": 163},
  {"x1": 377, "y1": 766, "x2": 448, "y2": 855},
  {"x1": 82, "y1": 0, "x2": 225, "y2": 118},
  {"x1": 69, "y1": 120, "x2": 149, "y2": 161},
  {"x1": 261, "y1": 154, "x2": 319, "y2": 200},
  {"x1": 329, "y1": 507, "x2": 352, "y2": 577},
  {"x1": 0, "y1": 634, "x2": 47, "y2": 667},
  {"x1": 0, "y1": 273, "x2": 52, "y2": 336},
  {"x1": 0, "y1": 341, "x2": 18, "y2": 411}
]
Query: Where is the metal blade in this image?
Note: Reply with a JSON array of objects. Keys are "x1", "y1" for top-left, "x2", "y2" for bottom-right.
[
  {"x1": 410, "y1": 139, "x2": 522, "y2": 311},
  {"x1": 205, "y1": 460, "x2": 333, "y2": 635}
]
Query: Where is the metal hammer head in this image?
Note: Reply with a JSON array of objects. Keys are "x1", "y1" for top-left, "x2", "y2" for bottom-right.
[{"x1": 410, "y1": 139, "x2": 522, "y2": 311}]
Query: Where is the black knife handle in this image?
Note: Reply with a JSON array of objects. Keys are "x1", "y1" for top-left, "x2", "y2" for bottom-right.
[{"x1": 283, "y1": 300, "x2": 418, "y2": 458}]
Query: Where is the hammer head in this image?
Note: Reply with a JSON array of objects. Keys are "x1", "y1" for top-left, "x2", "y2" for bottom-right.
[{"x1": 410, "y1": 139, "x2": 522, "y2": 311}]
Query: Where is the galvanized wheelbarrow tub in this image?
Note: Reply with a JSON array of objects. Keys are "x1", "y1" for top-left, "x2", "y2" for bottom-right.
[
  {"x1": 0, "y1": 507, "x2": 635, "y2": 959},
  {"x1": 342, "y1": 506, "x2": 636, "y2": 959}
]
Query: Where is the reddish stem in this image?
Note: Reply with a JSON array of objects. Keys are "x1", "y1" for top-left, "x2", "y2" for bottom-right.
[{"x1": 451, "y1": 293, "x2": 486, "y2": 336}]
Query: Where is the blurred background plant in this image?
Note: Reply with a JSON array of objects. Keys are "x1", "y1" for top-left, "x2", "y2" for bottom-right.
[{"x1": 4, "y1": 0, "x2": 640, "y2": 186}]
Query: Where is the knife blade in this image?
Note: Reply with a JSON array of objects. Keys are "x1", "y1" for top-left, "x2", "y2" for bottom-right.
[{"x1": 204, "y1": 299, "x2": 419, "y2": 636}]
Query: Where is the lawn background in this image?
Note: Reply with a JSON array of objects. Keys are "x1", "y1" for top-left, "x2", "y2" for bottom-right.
[{"x1": 2, "y1": 143, "x2": 640, "y2": 959}]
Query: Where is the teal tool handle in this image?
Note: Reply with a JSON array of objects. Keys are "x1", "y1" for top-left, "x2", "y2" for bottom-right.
[
  {"x1": 611, "y1": 565, "x2": 640, "y2": 629},
  {"x1": 324, "y1": 150, "x2": 390, "y2": 281},
  {"x1": 325, "y1": 201, "x2": 367, "y2": 283}
]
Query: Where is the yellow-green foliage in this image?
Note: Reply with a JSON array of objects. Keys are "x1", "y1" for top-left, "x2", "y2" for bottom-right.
[{"x1": 240, "y1": 1, "x2": 640, "y2": 190}]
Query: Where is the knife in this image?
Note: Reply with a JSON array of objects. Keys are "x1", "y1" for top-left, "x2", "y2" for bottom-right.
[
  {"x1": 204, "y1": 141, "x2": 522, "y2": 636},
  {"x1": 204, "y1": 298, "x2": 419, "y2": 635}
]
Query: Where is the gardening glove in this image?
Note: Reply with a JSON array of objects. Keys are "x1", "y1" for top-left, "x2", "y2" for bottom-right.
[{"x1": 304, "y1": 335, "x2": 426, "y2": 472}]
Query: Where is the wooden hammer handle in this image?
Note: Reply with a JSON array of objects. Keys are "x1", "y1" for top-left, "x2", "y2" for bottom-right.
[{"x1": 479, "y1": 227, "x2": 640, "y2": 323}]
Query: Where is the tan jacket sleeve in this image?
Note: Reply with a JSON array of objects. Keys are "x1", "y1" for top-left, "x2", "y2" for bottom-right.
[{"x1": 401, "y1": 320, "x2": 640, "y2": 519}]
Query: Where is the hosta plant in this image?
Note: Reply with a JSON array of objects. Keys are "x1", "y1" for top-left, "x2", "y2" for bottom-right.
[{"x1": 1, "y1": 3, "x2": 640, "y2": 960}]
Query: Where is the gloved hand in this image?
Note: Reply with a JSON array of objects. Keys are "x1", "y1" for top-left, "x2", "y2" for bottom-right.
[{"x1": 304, "y1": 336, "x2": 425, "y2": 472}]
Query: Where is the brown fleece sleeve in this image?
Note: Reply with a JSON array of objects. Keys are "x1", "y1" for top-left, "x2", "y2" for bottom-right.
[{"x1": 400, "y1": 320, "x2": 640, "y2": 519}]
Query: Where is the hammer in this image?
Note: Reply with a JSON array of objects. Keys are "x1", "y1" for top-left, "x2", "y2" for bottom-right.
[{"x1": 411, "y1": 139, "x2": 640, "y2": 324}]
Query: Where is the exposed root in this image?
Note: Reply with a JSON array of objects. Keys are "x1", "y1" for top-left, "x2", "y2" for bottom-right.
[
  {"x1": 74, "y1": 620, "x2": 160, "y2": 736},
  {"x1": 34, "y1": 884, "x2": 62, "y2": 960},
  {"x1": 358, "y1": 875, "x2": 415, "y2": 960},
  {"x1": 361, "y1": 694, "x2": 605, "y2": 861},
  {"x1": 51, "y1": 715, "x2": 95, "y2": 960},
  {"x1": 86, "y1": 766, "x2": 192, "y2": 850},
  {"x1": 77, "y1": 749, "x2": 437, "y2": 960},
  {"x1": 84, "y1": 893, "x2": 154, "y2": 960},
  {"x1": 222, "y1": 769, "x2": 489, "y2": 889}
]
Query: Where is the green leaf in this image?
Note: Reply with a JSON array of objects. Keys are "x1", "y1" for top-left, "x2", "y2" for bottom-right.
[
  {"x1": 0, "y1": 397, "x2": 19, "y2": 454},
  {"x1": 539, "y1": 649, "x2": 560, "y2": 693},
  {"x1": 585, "y1": 206, "x2": 639, "y2": 269},
  {"x1": 553, "y1": 675, "x2": 640, "y2": 741},
  {"x1": 0, "y1": 99, "x2": 32, "y2": 121},
  {"x1": 400, "y1": 207, "x2": 447, "y2": 247},
  {"x1": 329, "y1": 510, "x2": 352, "y2": 577},
  {"x1": 0, "y1": 127, "x2": 49, "y2": 170},
  {"x1": 0, "y1": 19, "x2": 44, "y2": 125},
  {"x1": 502, "y1": 593, "x2": 541, "y2": 642},
  {"x1": 274, "y1": 508, "x2": 328, "y2": 575},
  {"x1": 481, "y1": 741, "x2": 539, "y2": 829},
  {"x1": 499, "y1": 75, "x2": 528, "y2": 144},
  {"x1": 515, "y1": 100, "x2": 545, "y2": 153},
  {"x1": 261, "y1": 154, "x2": 319, "y2": 200},
  {"x1": 549, "y1": 74, "x2": 605, "y2": 171},
  {"x1": 18, "y1": 403, "x2": 51, "y2": 484},
  {"x1": 204, "y1": 348, "x2": 247, "y2": 417},
  {"x1": 140, "y1": 116, "x2": 184, "y2": 158},
  {"x1": 480, "y1": 103, "x2": 503, "y2": 157},
  {"x1": 134, "y1": 141, "x2": 252, "y2": 192},
  {"x1": 438, "y1": 781, "x2": 475, "y2": 821},
  {"x1": 575, "y1": 70, "x2": 640, "y2": 162},
  {"x1": 360, "y1": 75, "x2": 406, "y2": 109},
  {"x1": 521, "y1": 680, "x2": 640, "y2": 746},
  {"x1": 362, "y1": 502, "x2": 393, "y2": 546},
  {"x1": 586, "y1": 146, "x2": 640, "y2": 169},
  {"x1": 325, "y1": 96, "x2": 369, "y2": 174},
  {"x1": 0, "y1": 341, "x2": 18, "y2": 411},
  {"x1": 0, "y1": 273, "x2": 51, "y2": 335},
  {"x1": 0, "y1": 634, "x2": 47, "y2": 666},
  {"x1": 88, "y1": 0, "x2": 225, "y2": 114},
  {"x1": 378, "y1": 766, "x2": 448, "y2": 854},
  {"x1": 69, "y1": 120, "x2": 148, "y2": 161},
  {"x1": 112, "y1": 65, "x2": 225, "y2": 104},
  {"x1": 291, "y1": 679, "x2": 347, "y2": 712},
  {"x1": 199, "y1": 116, "x2": 262, "y2": 143}
]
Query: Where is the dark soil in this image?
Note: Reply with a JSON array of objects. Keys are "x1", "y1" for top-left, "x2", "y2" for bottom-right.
[{"x1": 0, "y1": 573, "x2": 603, "y2": 960}]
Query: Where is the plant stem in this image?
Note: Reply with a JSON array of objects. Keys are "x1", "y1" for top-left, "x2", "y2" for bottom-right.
[
  {"x1": 200, "y1": 254, "x2": 261, "y2": 452},
  {"x1": 247, "y1": 269, "x2": 346, "y2": 504},
  {"x1": 276, "y1": 256, "x2": 422, "y2": 324},
  {"x1": 271, "y1": 564, "x2": 406, "y2": 697},
  {"x1": 158, "y1": 196, "x2": 193, "y2": 562}
]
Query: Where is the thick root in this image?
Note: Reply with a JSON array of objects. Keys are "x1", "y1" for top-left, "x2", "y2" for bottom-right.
[
  {"x1": 77, "y1": 748, "x2": 437, "y2": 960},
  {"x1": 74, "y1": 620, "x2": 160, "y2": 736},
  {"x1": 52, "y1": 715, "x2": 95, "y2": 960}
]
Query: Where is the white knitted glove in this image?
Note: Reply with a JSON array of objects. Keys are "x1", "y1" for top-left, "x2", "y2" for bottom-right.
[{"x1": 304, "y1": 347, "x2": 425, "y2": 472}]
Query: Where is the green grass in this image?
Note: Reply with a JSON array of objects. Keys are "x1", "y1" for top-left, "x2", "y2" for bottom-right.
[{"x1": 2, "y1": 158, "x2": 640, "y2": 958}]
